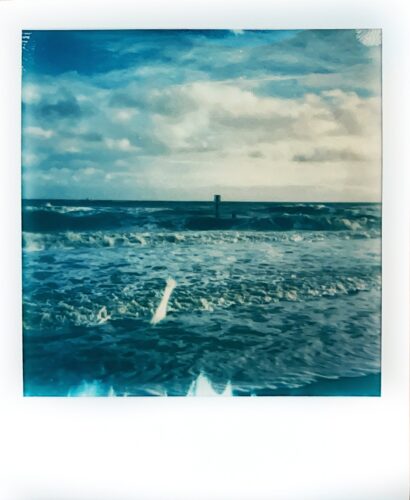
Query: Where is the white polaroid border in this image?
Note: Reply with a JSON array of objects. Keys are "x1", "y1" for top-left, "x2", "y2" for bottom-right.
[{"x1": 0, "y1": 1, "x2": 408, "y2": 499}]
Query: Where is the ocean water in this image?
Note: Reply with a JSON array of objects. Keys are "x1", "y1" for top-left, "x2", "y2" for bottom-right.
[{"x1": 22, "y1": 200, "x2": 381, "y2": 396}]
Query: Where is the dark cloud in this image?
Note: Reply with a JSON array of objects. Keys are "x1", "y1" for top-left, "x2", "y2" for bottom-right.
[
  {"x1": 212, "y1": 111, "x2": 294, "y2": 140},
  {"x1": 130, "y1": 133, "x2": 169, "y2": 155},
  {"x1": 81, "y1": 132, "x2": 103, "y2": 142},
  {"x1": 248, "y1": 150, "x2": 265, "y2": 158},
  {"x1": 109, "y1": 88, "x2": 196, "y2": 117},
  {"x1": 109, "y1": 92, "x2": 141, "y2": 108},
  {"x1": 149, "y1": 91, "x2": 196, "y2": 116},
  {"x1": 331, "y1": 108, "x2": 362, "y2": 135},
  {"x1": 37, "y1": 94, "x2": 82, "y2": 119},
  {"x1": 58, "y1": 130, "x2": 103, "y2": 142},
  {"x1": 293, "y1": 148, "x2": 366, "y2": 163}
]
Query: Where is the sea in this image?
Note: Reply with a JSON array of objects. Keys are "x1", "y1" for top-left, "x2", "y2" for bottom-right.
[{"x1": 22, "y1": 200, "x2": 382, "y2": 396}]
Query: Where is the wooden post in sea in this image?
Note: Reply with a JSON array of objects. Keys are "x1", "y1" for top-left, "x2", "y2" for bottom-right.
[{"x1": 214, "y1": 194, "x2": 221, "y2": 219}]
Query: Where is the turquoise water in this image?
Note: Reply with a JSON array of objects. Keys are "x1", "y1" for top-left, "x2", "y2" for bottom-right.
[{"x1": 22, "y1": 200, "x2": 381, "y2": 396}]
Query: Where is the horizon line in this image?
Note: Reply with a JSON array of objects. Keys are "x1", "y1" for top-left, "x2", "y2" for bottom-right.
[{"x1": 21, "y1": 197, "x2": 381, "y2": 204}]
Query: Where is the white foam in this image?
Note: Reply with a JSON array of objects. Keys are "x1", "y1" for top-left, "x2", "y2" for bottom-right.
[
  {"x1": 150, "y1": 278, "x2": 177, "y2": 325},
  {"x1": 54, "y1": 206, "x2": 94, "y2": 214},
  {"x1": 285, "y1": 290, "x2": 298, "y2": 301},
  {"x1": 23, "y1": 233, "x2": 45, "y2": 252},
  {"x1": 340, "y1": 218, "x2": 362, "y2": 231},
  {"x1": 66, "y1": 231, "x2": 82, "y2": 242},
  {"x1": 97, "y1": 305, "x2": 111, "y2": 324},
  {"x1": 134, "y1": 207, "x2": 172, "y2": 213},
  {"x1": 20, "y1": 229, "x2": 380, "y2": 252},
  {"x1": 134, "y1": 234, "x2": 147, "y2": 245},
  {"x1": 200, "y1": 298, "x2": 213, "y2": 312},
  {"x1": 103, "y1": 235, "x2": 116, "y2": 247}
]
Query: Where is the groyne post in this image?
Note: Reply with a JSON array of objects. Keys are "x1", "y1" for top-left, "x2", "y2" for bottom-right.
[{"x1": 214, "y1": 194, "x2": 221, "y2": 219}]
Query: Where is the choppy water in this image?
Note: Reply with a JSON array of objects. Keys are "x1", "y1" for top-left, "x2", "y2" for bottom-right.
[{"x1": 22, "y1": 200, "x2": 381, "y2": 396}]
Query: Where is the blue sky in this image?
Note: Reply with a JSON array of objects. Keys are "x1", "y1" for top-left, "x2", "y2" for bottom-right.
[{"x1": 22, "y1": 29, "x2": 381, "y2": 201}]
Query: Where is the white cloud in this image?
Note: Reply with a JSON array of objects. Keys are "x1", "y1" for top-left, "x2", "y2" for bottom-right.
[
  {"x1": 82, "y1": 167, "x2": 98, "y2": 176},
  {"x1": 104, "y1": 137, "x2": 137, "y2": 152},
  {"x1": 150, "y1": 81, "x2": 381, "y2": 200},
  {"x1": 25, "y1": 126, "x2": 54, "y2": 139},
  {"x1": 114, "y1": 159, "x2": 129, "y2": 167},
  {"x1": 153, "y1": 82, "x2": 380, "y2": 151},
  {"x1": 22, "y1": 84, "x2": 40, "y2": 103},
  {"x1": 65, "y1": 145, "x2": 80, "y2": 153},
  {"x1": 113, "y1": 108, "x2": 137, "y2": 122},
  {"x1": 22, "y1": 152, "x2": 38, "y2": 167}
]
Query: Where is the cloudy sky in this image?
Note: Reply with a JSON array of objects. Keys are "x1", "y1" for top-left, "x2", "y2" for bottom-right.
[{"x1": 22, "y1": 29, "x2": 381, "y2": 201}]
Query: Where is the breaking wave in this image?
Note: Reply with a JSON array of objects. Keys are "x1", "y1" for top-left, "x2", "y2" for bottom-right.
[
  {"x1": 22, "y1": 201, "x2": 381, "y2": 233},
  {"x1": 22, "y1": 228, "x2": 379, "y2": 252}
]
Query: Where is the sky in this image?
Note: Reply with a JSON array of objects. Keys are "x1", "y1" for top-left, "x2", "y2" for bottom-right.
[{"x1": 21, "y1": 29, "x2": 382, "y2": 201}]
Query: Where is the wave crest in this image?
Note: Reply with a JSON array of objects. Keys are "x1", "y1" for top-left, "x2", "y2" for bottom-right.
[
  {"x1": 22, "y1": 202, "x2": 381, "y2": 234},
  {"x1": 22, "y1": 228, "x2": 379, "y2": 252}
]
